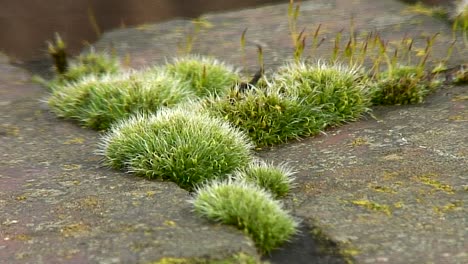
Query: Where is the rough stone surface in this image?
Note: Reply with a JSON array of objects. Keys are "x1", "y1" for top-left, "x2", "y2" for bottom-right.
[{"x1": 1, "y1": 0, "x2": 467, "y2": 263}]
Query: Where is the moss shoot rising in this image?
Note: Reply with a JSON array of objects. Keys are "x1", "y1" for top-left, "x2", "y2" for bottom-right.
[
  {"x1": 97, "y1": 107, "x2": 253, "y2": 190},
  {"x1": 192, "y1": 179, "x2": 298, "y2": 253},
  {"x1": 166, "y1": 55, "x2": 240, "y2": 97}
]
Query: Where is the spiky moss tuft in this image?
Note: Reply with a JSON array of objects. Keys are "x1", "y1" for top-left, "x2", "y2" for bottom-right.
[
  {"x1": 370, "y1": 66, "x2": 439, "y2": 105},
  {"x1": 166, "y1": 55, "x2": 240, "y2": 97},
  {"x1": 98, "y1": 107, "x2": 253, "y2": 190},
  {"x1": 191, "y1": 179, "x2": 298, "y2": 253},
  {"x1": 234, "y1": 160, "x2": 295, "y2": 198},
  {"x1": 46, "y1": 50, "x2": 121, "y2": 90},
  {"x1": 47, "y1": 68, "x2": 196, "y2": 130},
  {"x1": 271, "y1": 61, "x2": 371, "y2": 124},
  {"x1": 202, "y1": 86, "x2": 328, "y2": 147}
]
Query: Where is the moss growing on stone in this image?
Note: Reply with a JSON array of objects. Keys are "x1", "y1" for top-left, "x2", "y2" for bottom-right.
[
  {"x1": 192, "y1": 179, "x2": 298, "y2": 253},
  {"x1": 98, "y1": 107, "x2": 253, "y2": 190}
]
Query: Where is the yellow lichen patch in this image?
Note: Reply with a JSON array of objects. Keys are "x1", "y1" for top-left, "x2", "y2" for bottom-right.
[
  {"x1": 350, "y1": 200, "x2": 392, "y2": 215},
  {"x1": 452, "y1": 95, "x2": 468, "y2": 101},
  {"x1": 369, "y1": 184, "x2": 397, "y2": 194},
  {"x1": 15, "y1": 195, "x2": 27, "y2": 201},
  {"x1": 0, "y1": 124, "x2": 20, "y2": 137},
  {"x1": 382, "y1": 171, "x2": 400, "y2": 181},
  {"x1": 341, "y1": 247, "x2": 361, "y2": 257},
  {"x1": 433, "y1": 200, "x2": 463, "y2": 215},
  {"x1": 415, "y1": 174, "x2": 455, "y2": 194},
  {"x1": 63, "y1": 137, "x2": 85, "y2": 144},
  {"x1": 301, "y1": 182, "x2": 316, "y2": 194},
  {"x1": 146, "y1": 191, "x2": 157, "y2": 197},
  {"x1": 79, "y1": 196, "x2": 99, "y2": 209},
  {"x1": 351, "y1": 137, "x2": 368, "y2": 147},
  {"x1": 60, "y1": 222, "x2": 90, "y2": 237},
  {"x1": 164, "y1": 220, "x2": 177, "y2": 227},
  {"x1": 156, "y1": 258, "x2": 188, "y2": 264},
  {"x1": 61, "y1": 164, "x2": 82, "y2": 171},
  {"x1": 393, "y1": 181, "x2": 404, "y2": 186},
  {"x1": 154, "y1": 252, "x2": 259, "y2": 264},
  {"x1": 448, "y1": 115, "x2": 467, "y2": 122},
  {"x1": 14, "y1": 234, "x2": 32, "y2": 241}
]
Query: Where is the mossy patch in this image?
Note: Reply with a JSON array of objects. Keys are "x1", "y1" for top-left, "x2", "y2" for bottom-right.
[
  {"x1": 98, "y1": 108, "x2": 253, "y2": 191},
  {"x1": 192, "y1": 180, "x2": 298, "y2": 253}
]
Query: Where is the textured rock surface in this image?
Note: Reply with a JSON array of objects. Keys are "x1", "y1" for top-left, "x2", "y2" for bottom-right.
[{"x1": 1, "y1": 0, "x2": 467, "y2": 263}]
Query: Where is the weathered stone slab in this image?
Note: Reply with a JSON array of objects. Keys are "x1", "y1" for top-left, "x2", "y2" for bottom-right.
[{"x1": 1, "y1": 0, "x2": 467, "y2": 263}]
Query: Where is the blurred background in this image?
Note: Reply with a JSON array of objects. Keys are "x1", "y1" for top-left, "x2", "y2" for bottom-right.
[{"x1": 0, "y1": 0, "x2": 287, "y2": 61}]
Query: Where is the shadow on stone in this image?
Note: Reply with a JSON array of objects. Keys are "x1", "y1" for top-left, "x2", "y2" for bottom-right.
[{"x1": 264, "y1": 222, "x2": 348, "y2": 264}]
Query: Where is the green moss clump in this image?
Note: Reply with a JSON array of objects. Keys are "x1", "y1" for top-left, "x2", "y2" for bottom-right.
[
  {"x1": 98, "y1": 107, "x2": 253, "y2": 190},
  {"x1": 45, "y1": 50, "x2": 121, "y2": 90},
  {"x1": 272, "y1": 61, "x2": 371, "y2": 124},
  {"x1": 235, "y1": 160, "x2": 295, "y2": 198},
  {"x1": 192, "y1": 180, "x2": 298, "y2": 253},
  {"x1": 370, "y1": 66, "x2": 439, "y2": 105},
  {"x1": 63, "y1": 51, "x2": 120, "y2": 82},
  {"x1": 203, "y1": 86, "x2": 328, "y2": 147},
  {"x1": 166, "y1": 55, "x2": 240, "y2": 97},
  {"x1": 48, "y1": 68, "x2": 195, "y2": 130}
]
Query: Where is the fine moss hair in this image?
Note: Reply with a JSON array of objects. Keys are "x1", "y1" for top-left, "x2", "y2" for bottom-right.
[
  {"x1": 47, "y1": 68, "x2": 196, "y2": 130},
  {"x1": 191, "y1": 179, "x2": 299, "y2": 253},
  {"x1": 234, "y1": 160, "x2": 295, "y2": 198},
  {"x1": 166, "y1": 55, "x2": 240, "y2": 97},
  {"x1": 97, "y1": 107, "x2": 253, "y2": 190}
]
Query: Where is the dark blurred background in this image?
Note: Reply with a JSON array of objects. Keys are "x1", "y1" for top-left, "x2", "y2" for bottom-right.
[{"x1": 0, "y1": 0, "x2": 285, "y2": 61}]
